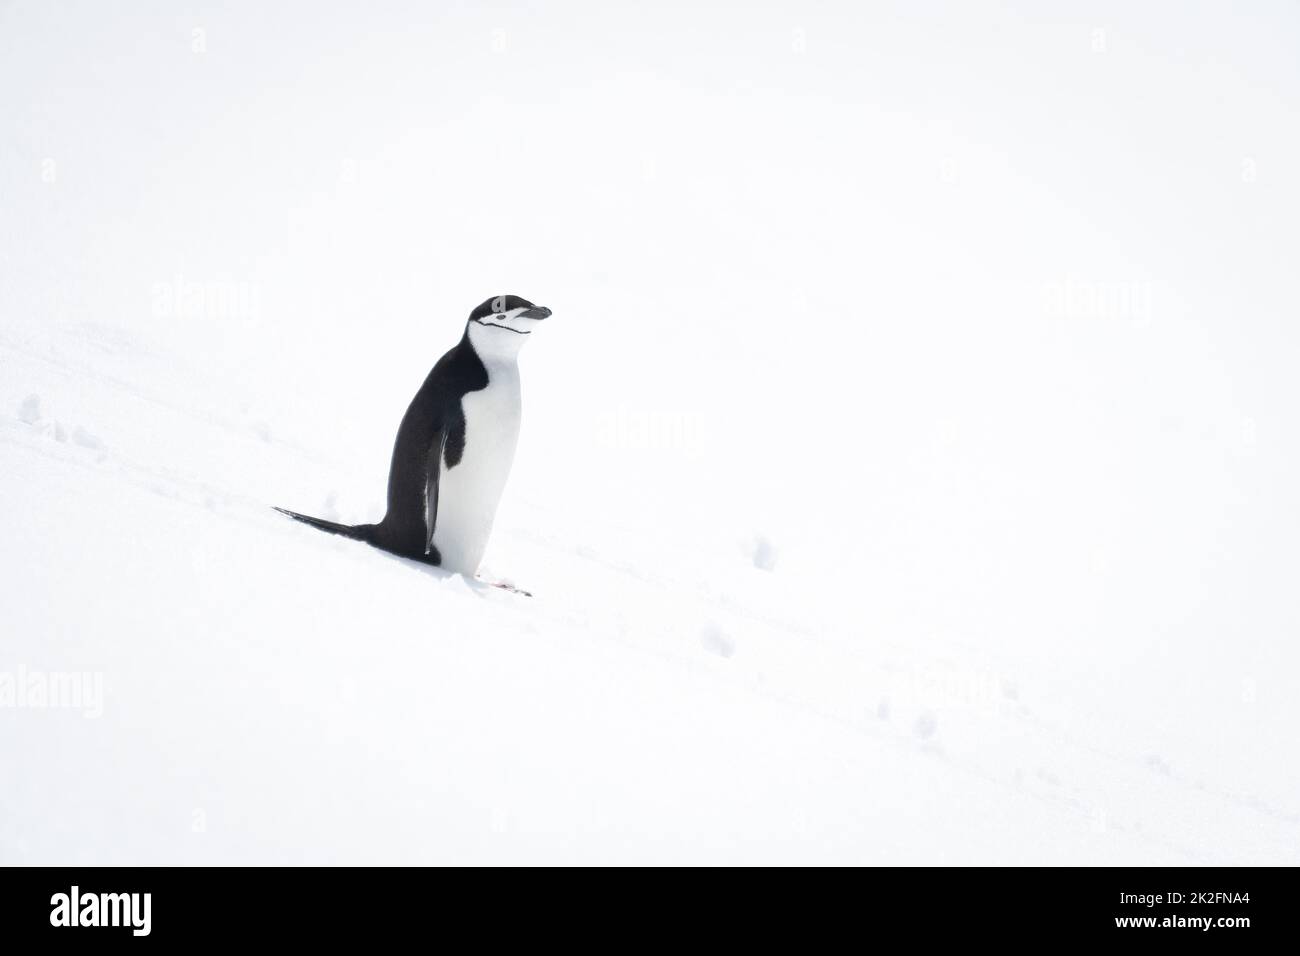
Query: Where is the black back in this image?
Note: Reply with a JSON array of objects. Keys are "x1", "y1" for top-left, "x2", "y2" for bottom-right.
[{"x1": 372, "y1": 327, "x2": 489, "y2": 560}]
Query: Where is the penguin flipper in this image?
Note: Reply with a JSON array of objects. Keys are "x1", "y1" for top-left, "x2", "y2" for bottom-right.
[{"x1": 423, "y1": 427, "x2": 446, "y2": 556}]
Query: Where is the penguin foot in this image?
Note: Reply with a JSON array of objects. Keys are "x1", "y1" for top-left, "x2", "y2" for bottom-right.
[{"x1": 483, "y1": 579, "x2": 533, "y2": 597}]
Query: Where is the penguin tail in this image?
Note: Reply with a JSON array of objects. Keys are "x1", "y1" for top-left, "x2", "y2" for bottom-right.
[{"x1": 273, "y1": 507, "x2": 373, "y2": 542}]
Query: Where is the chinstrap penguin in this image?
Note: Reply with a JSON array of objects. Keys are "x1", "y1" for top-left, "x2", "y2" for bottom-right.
[{"x1": 275, "y1": 294, "x2": 551, "y2": 579}]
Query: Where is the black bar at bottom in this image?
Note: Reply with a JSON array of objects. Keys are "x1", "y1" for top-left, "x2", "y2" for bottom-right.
[{"x1": 0, "y1": 865, "x2": 1290, "y2": 943}]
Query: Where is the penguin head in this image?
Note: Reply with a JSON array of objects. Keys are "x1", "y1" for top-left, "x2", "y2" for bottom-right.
[{"x1": 465, "y1": 294, "x2": 551, "y2": 358}]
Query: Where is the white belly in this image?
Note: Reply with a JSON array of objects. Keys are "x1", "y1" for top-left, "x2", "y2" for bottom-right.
[{"x1": 432, "y1": 368, "x2": 521, "y2": 574}]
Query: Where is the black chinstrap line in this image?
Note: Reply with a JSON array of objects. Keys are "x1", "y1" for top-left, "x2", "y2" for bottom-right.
[{"x1": 473, "y1": 318, "x2": 531, "y2": 335}]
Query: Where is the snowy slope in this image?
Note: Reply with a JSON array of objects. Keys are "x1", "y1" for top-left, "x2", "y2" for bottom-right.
[{"x1": 3, "y1": 1, "x2": 1300, "y2": 865}]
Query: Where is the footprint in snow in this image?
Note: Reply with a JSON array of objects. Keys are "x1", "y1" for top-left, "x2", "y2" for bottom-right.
[
  {"x1": 17, "y1": 396, "x2": 101, "y2": 452},
  {"x1": 18, "y1": 394, "x2": 42, "y2": 425},
  {"x1": 700, "y1": 624, "x2": 735, "y2": 659},
  {"x1": 1144, "y1": 753, "x2": 1172, "y2": 776},
  {"x1": 751, "y1": 534, "x2": 777, "y2": 571},
  {"x1": 71, "y1": 426, "x2": 106, "y2": 452}
]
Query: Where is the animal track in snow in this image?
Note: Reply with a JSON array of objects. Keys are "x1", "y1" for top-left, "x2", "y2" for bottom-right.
[
  {"x1": 700, "y1": 624, "x2": 735, "y2": 659},
  {"x1": 18, "y1": 394, "x2": 42, "y2": 424},
  {"x1": 15, "y1": 395, "x2": 105, "y2": 455},
  {"x1": 751, "y1": 534, "x2": 777, "y2": 571},
  {"x1": 1144, "y1": 754, "x2": 1173, "y2": 776},
  {"x1": 71, "y1": 426, "x2": 105, "y2": 452}
]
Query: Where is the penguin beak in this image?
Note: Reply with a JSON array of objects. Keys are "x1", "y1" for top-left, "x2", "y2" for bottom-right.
[{"x1": 519, "y1": 306, "x2": 551, "y2": 320}]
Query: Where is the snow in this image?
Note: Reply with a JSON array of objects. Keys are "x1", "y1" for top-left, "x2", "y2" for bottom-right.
[{"x1": 2, "y1": 1, "x2": 1299, "y2": 865}]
